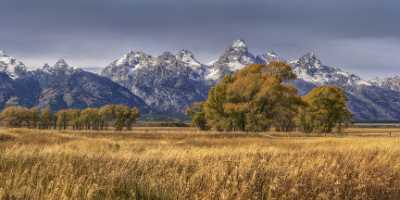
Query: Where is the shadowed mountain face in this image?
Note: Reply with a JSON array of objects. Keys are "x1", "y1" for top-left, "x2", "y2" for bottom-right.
[
  {"x1": 102, "y1": 40, "x2": 400, "y2": 122},
  {"x1": 0, "y1": 73, "x2": 25, "y2": 108},
  {"x1": 0, "y1": 72, "x2": 40, "y2": 108},
  {"x1": 0, "y1": 59, "x2": 148, "y2": 112}
]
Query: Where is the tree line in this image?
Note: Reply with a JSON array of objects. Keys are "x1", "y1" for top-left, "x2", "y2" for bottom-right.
[
  {"x1": 187, "y1": 61, "x2": 352, "y2": 133},
  {"x1": 0, "y1": 105, "x2": 140, "y2": 131}
]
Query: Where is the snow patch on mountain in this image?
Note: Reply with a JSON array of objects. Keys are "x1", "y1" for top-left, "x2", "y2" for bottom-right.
[
  {"x1": 232, "y1": 39, "x2": 247, "y2": 49},
  {"x1": 0, "y1": 51, "x2": 27, "y2": 79},
  {"x1": 115, "y1": 51, "x2": 156, "y2": 70},
  {"x1": 176, "y1": 50, "x2": 202, "y2": 68}
]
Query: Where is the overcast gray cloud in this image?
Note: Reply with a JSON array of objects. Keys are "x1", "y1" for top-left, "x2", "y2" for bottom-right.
[{"x1": 0, "y1": 0, "x2": 399, "y2": 78}]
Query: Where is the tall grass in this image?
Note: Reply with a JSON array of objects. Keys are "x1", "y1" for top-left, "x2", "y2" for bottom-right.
[{"x1": 0, "y1": 128, "x2": 400, "y2": 199}]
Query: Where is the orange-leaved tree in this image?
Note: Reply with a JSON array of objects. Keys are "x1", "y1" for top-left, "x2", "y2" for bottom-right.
[
  {"x1": 300, "y1": 86, "x2": 352, "y2": 133},
  {"x1": 203, "y1": 61, "x2": 303, "y2": 132}
]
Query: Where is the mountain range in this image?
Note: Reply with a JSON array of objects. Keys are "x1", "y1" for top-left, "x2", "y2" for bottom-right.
[
  {"x1": 1, "y1": 40, "x2": 400, "y2": 121},
  {"x1": 0, "y1": 54, "x2": 148, "y2": 112}
]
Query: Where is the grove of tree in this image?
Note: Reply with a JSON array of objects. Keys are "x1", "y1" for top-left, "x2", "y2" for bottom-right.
[
  {"x1": 188, "y1": 61, "x2": 352, "y2": 133},
  {"x1": 0, "y1": 105, "x2": 140, "y2": 131}
]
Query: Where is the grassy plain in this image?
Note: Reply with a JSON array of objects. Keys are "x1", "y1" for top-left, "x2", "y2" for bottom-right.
[{"x1": 0, "y1": 127, "x2": 400, "y2": 199}]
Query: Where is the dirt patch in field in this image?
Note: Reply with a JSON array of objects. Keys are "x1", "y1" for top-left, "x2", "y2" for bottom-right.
[{"x1": 0, "y1": 133, "x2": 16, "y2": 142}]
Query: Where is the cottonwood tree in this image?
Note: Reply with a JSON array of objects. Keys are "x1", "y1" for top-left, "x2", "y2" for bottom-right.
[
  {"x1": 39, "y1": 108, "x2": 54, "y2": 129},
  {"x1": 66, "y1": 109, "x2": 82, "y2": 130},
  {"x1": 113, "y1": 105, "x2": 140, "y2": 131},
  {"x1": 99, "y1": 105, "x2": 116, "y2": 130},
  {"x1": 203, "y1": 61, "x2": 303, "y2": 132},
  {"x1": 300, "y1": 86, "x2": 352, "y2": 133},
  {"x1": 56, "y1": 110, "x2": 69, "y2": 130},
  {"x1": 80, "y1": 108, "x2": 101, "y2": 130},
  {"x1": 186, "y1": 102, "x2": 209, "y2": 130},
  {"x1": 126, "y1": 107, "x2": 140, "y2": 130},
  {"x1": 29, "y1": 108, "x2": 40, "y2": 129},
  {"x1": 0, "y1": 106, "x2": 30, "y2": 127}
]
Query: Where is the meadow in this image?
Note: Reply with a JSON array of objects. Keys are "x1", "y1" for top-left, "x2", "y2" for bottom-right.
[{"x1": 0, "y1": 127, "x2": 400, "y2": 200}]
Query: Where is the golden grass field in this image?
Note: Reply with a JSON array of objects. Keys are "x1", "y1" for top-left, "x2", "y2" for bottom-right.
[{"x1": 0, "y1": 127, "x2": 400, "y2": 200}]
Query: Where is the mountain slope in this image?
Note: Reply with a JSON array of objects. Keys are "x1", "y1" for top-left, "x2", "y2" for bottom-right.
[
  {"x1": 0, "y1": 72, "x2": 41, "y2": 108},
  {"x1": 0, "y1": 72, "x2": 24, "y2": 108},
  {"x1": 29, "y1": 59, "x2": 149, "y2": 111}
]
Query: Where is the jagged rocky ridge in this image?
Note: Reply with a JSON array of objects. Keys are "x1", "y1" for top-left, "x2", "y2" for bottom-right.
[
  {"x1": 102, "y1": 50, "x2": 210, "y2": 118},
  {"x1": 102, "y1": 40, "x2": 400, "y2": 121}
]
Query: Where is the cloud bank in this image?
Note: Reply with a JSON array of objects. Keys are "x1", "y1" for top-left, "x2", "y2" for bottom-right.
[{"x1": 0, "y1": 0, "x2": 398, "y2": 78}]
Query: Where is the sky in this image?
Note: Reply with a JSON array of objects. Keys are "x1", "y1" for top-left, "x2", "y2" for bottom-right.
[{"x1": 0, "y1": 0, "x2": 399, "y2": 78}]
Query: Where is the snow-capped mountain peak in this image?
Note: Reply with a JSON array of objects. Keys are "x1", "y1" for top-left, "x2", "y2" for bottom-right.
[
  {"x1": 40, "y1": 59, "x2": 75, "y2": 75},
  {"x1": 115, "y1": 51, "x2": 153, "y2": 67},
  {"x1": 0, "y1": 51, "x2": 27, "y2": 79},
  {"x1": 54, "y1": 59, "x2": 69, "y2": 68},
  {"x1": 298, "y1": 52, "x2": 322, "y2": 68},
  {"x1": 231, "y1": 39, "x2": 248, "y2": 50},
  {"x1": 176, "y1": 50, "x2": 202, "y2": 68},
  {"x1": 266, "y1": 51, "x2": 278, "y2": 58},
  {"x1": 206, "y1": 39, "x2": 257, "y2": 81},
  {"x1": 257, "y1": 51, "x2": 280, "y2": 64},
  {"x1": 292, "y1": 53, "x2": 370, "y2": 87}
]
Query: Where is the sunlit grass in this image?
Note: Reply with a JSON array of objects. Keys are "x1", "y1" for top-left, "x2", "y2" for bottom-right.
[{"x1": 0, "y1": 128, "x2": 400, "y2": 199}]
